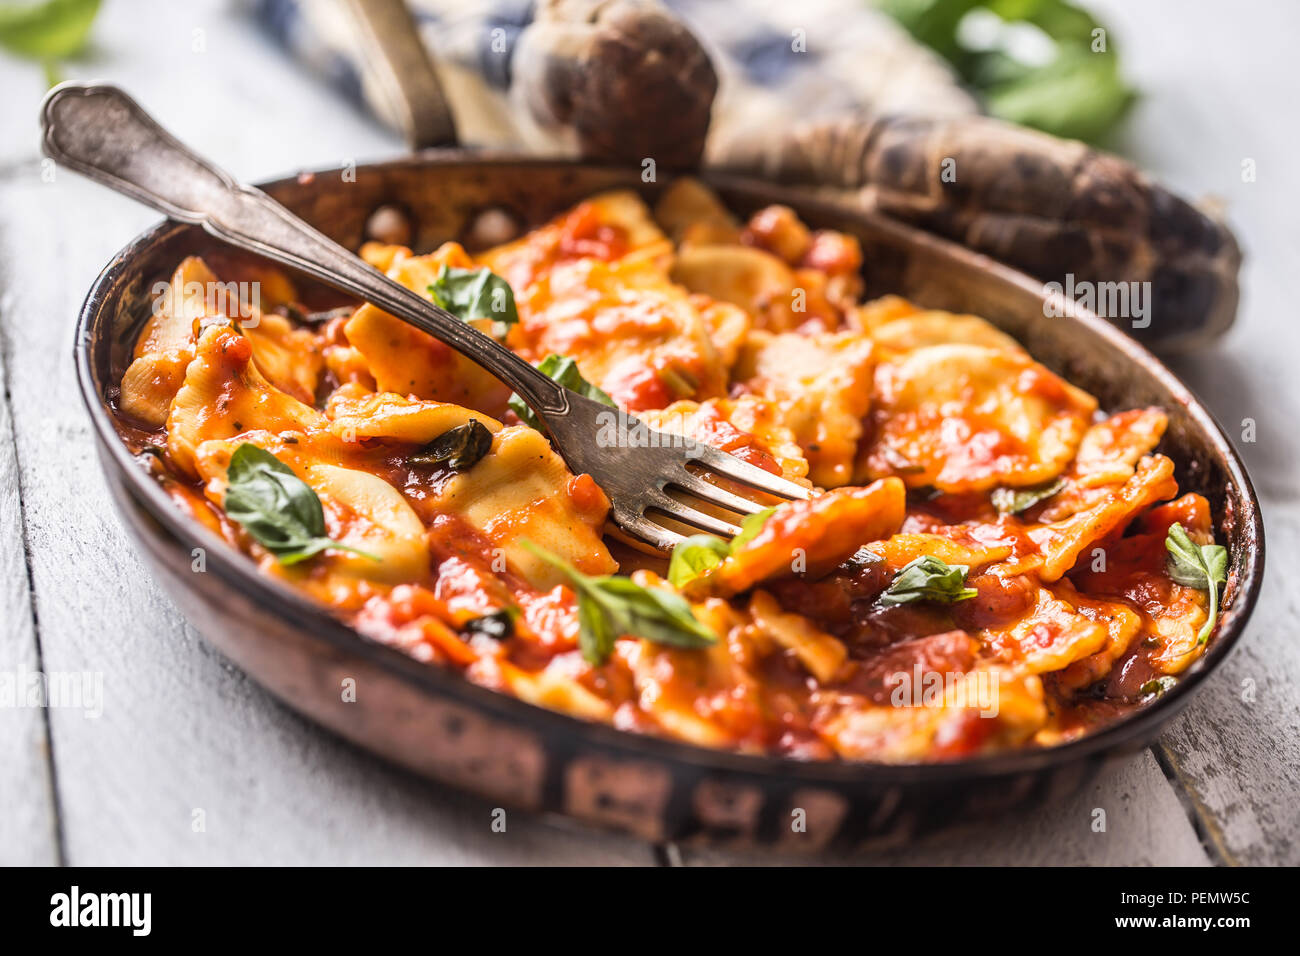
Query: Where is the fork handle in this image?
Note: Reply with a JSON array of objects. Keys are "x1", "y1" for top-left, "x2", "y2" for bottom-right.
[{"x1": 41, "y1": 83, "x2": 569, "y2": 418}]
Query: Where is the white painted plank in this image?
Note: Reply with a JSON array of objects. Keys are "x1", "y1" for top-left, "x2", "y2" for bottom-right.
[
  {"x1": 0, "y1": 0, "x2": 652, "y2": 865},
  {"x1": 673, "y1": 750, "x2": 1212, "y2": 866},
  {"x1": 1153, "y1": 512, "x2": 1300, "y2": 867},
  {"x1": 0, "y1": 321, "x2": 60, "y2": 865},
  {"x1": 1088, "y1": 0, "x2": 1300, "y2": 866}
]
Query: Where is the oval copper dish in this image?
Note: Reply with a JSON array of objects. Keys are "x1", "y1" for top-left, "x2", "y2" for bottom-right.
[{"x1": 76, "y1": 156, "x2": 1264, "y2": 853}]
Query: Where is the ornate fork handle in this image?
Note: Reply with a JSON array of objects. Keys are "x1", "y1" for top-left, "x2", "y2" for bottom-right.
[{"x1": 41, "y1": 83, "x2": 569, "y2": 420}]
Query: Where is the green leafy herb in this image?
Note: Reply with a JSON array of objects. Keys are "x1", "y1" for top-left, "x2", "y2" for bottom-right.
[
  {"x1": 667, "y1": 534, "x2": 733, "y2": 588},
  {"x1": 731, "y1": 506, "x2": 777, "y2": 549},
  {"x1": 509, "y1": 353, "x2": 616, "y2": 431},
  {"x1": 408, "y1": 420, "x2": 494, "y2": 471},
  {"x1": 877, "y1": 0, "x2": 1136, "y2": 143},
  {"x1": 1138, "y1": 676, "x2": 1177, "y2": 700},
  {"x1": 665, "y1": 507, "x2": 777, "y2": 589},
  {"x1": 878, "y1": 554, "x2": 978, "y2": 606},
  {"x1": 463, "y1": 608, "x2": 517, "y2": 641},
  {"x1": 427, "y1": 265, "x2": 518, "y2": 329},
  {"x1": 991, "y1": 477, "x2": 1064, "y2": 515},
  {"x1": 0, "y1": 0, "x2": 98, "y2": 56},
  {"x1": 521, "y1": 540, "x2": 716, "y2": 665},
  {"x1": 981, "y1": 44, "x2": 1135, "y2": 145},
  {"x1": 223, "y1": 444, "x2": 378, "y2": 565},
  {"x1": 0, "y1": 0, "x2": 100, "y2": 87},
  {"x1": 1165, "y1": 523, "x2": 1227, "y2": 645}
]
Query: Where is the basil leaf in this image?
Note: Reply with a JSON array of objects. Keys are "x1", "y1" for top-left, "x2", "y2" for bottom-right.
[
  {"x1": 408, "y1": 420, "x2": 493, "y2": 471},
  {"x1": 593, "y1": 576, "x2": 717, "y2": 649},
  {"x1": 667, "y1": 534, "x2": 732, "y2": 588},
  {"x1": 1165, "y1": 523, "x2": 1227, "y2": 645},
  {"x1": 509, "y1": 353, "x2": 615, "y2": 431},
  {"x1": 878, "y1": 555, "x2": 977, "y2": 606},
  {"x1": 731, "y1": 506, "x2": 777, "y2": 550},
  {"x1": 427, "y1": 265, "x2": 518, "y2": 328},
  {"x1": 878, "y1": 0, "x2": 1136, "y2": 144},
  {"x1": 576, "y1": 591, "x2": 617, "y2": 666},
  {"x1": 982, "y1": 46, "x2": 1136, "y2": 145},
  {"x1": 665, "y1": 507, "x2": 778, "y2": 589},
  {"x1": 224, "y1": 444, "x2": 378, "y2": 565},
  {"x1": 520, "y1": 540, "x2": 716, "y2": 665},
  {"x1": 991, "y1": 477, "x2": 1065, "y2": 515},
  {"x1": 0, "y1": 0, "x2": 99, "y2": 59},
  {"x1": 464, "y1": 608, "x2": 517, "y2": 641}
]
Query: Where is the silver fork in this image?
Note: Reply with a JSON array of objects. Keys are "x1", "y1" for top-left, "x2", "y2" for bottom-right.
[{"x1": 42, "y1": 84, "x2": 809, "y2": 552}]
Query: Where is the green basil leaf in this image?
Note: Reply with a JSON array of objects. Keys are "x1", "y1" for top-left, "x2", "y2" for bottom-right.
[
  {"x1": 667, "y1": 534, "x2": 732, "y2": 588},
  {"x1": 593, "y1": 575, "x2": 717, "y2": 649},
  {"x1": 991, "y1": 477, "x2": 1065, "y2": 515},
  {"x1": 0, "y1": 0, "x2": 99, "y2": 59},
  {"x1": 878, "y1": 554, "x2": 977, "y2": 606},
  {"x1": 509, "y1": 353, "x2": 615, "y2": 431},
  {"x1": 982, "y1": 47, "x2": 1136, "y2": 145},
  {"x1": 408, "y1": 420, "x2": 494, "y2": 471},
  {"x1": 520, "y1": 540, "x2": 716, "y2": 665},
  {"x1": 1165, "y1": 523, "x2": 1228, "y2": 645},
  {"x1": 224, "y1": 444, "x2": 378, "y2": 565},
  {"x1": 576, "y1": 591, "x2": 617, "y2": 666},
  {"x1": 427, "y1": 265, "x2": 519, "y2": 328},
  {"x1": 878, "y1": 0, "x2": 1136, "y2": 144},
  {"x1": 665, "y1": 507, "x2": 780, "y2": 590},
  {"x1": 731, "y1": 506, "x2": 777, "y2": 550}
]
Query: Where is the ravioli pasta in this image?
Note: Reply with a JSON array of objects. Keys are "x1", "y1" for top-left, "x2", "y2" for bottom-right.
[{"x1": 115, "y1": 180, "x2": 1227, "y2": 763}]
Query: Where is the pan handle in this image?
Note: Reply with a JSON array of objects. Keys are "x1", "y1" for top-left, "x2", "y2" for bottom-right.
[
  {"x1": 41, "y1": 83, "x2": 567, "y2": 418},
  {"x1": 342, "y1": 0, "x2": 457, "y2": 149}
]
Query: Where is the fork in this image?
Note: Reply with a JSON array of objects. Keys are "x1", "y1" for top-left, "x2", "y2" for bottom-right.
[{"x1": 42, "y1": 84, "x2": 809, "y2": 552}]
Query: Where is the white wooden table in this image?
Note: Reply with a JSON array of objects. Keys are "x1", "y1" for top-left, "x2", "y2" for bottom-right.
[{"x1": 0, "y1": 0, "x2": 1294, "y2": 866}]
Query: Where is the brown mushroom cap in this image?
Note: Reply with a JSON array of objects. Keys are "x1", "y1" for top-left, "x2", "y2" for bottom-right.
[{"x1": 514, "y1": 0, "x2": 718, "y2": 168}]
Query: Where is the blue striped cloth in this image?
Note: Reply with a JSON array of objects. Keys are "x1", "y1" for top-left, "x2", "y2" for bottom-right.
[{"x1": 247, "y1": 0, "x2": 977, "y2": 155}]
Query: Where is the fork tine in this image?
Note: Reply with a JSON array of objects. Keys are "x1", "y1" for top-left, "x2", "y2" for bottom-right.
[
  {"x1": 692, "y1": 446, "x2": 813, "y2": 501},
  {"x1": 614, "y1": 510, "x2": 684, "y2": 551},
  {"x1": 651, "y1": 498, "x2": 743, "y2": 538},
  {"x1": 669, "y1": 469, "x2": 768, "y2": 516}
]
